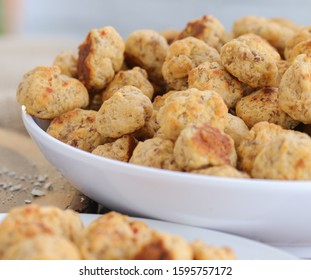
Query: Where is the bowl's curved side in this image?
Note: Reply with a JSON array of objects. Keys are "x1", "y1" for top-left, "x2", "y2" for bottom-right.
[{"x1": 21, "y1": 108, "x2": 311, "y2": 246}]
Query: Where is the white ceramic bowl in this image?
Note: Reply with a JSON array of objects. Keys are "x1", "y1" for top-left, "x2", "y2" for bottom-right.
[{"x1": 21, "y1": 107, "x2": 311, "y2": 256}]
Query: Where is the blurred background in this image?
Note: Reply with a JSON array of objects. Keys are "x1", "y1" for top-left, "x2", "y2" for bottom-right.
[{"x1": 1, "y1": 0, "x2": 311, "y2": 133}]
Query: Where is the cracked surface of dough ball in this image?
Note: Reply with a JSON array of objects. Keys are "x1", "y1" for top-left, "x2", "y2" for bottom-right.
[
  {"x1": 162, "y1": 37, "x2": 221, "y2": 90},
  {"x1": 220, "y1": 33, "x2": 280, "y2": 88},
  {"x1": 130, "y1": 137, "x2": 179, "y2": 171},
  {"x1": 134, "y1": 231, "x2": 193, "y2": 260},
  {"x1": 16, "y1": 66, "x2": 89, "y2": 119},
  {"x1": 191, "y1": 165, "x2": 249, "y2": 178},
  {"x1": 92, "y1": 135, "x2": 137, "y2": 162},
  {"x1": 178, "y1": 15, "x2": 228, "y2": 51},
  {"x1": 125, "y1": 29, "x2": 168, "y2": 84},
  {"x1": 284, "y1": 26, "x2": 311, "y2": 60},
  {"x1": 251, "y1": 137, "x2": 311, "y2": 180},
  {"x1": 53, "y1": 50, "x2": 78, "y2": 78},
  {"x1": 232, "y1": 15, "x2": 295, "y2": 55},
  {"x1": 188, "y1": 61, "x2": 246, "y2": 108},
  {"x1": 237, "y1": 122, "x2": 310, "y2": 173},
  {"x1": 174, "y1": 123, "x2": 237, "y2": 171},
  {"x1": 236, "y1": 87, "x2": 299, "y2": 129},
  {"x1": 0, "y1": 204, "x2": 83, "y2": 259},
  {"x1": 96, "y1": 85, "x2": 153, "y2": 138},
  {"x1": 191, "y1": 240, "x2": 237, "y2": 260},
  {"x1": 102, "y1": 67, "x2": 154, "y2": 102},
  {"x1": 279, "y1": 54, "x2": 311, "y2": 124},
  {"x1": 224, "y1": 113, "x2": 249, "y2": 148},
  {"x1": 47, "y1": 108, "x2": 103, "y2": 152},
  {"x1": 80, "y1": 211, "x2": 152, "y2": 260},
  {"x1": 77, "y1": 26, "x2": 124, "y2": 91},
  {"x1": 2, "y1": 235, "x2": 81, "y2": 260},
  {"x1": 157, "y1": 88, "x2": 228, "y2": 141}
]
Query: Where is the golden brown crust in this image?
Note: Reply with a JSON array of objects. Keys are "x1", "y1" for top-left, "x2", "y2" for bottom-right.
[
  {"x1": 16, "y1": 66, "x2": 89, "y2": 119},
  {"x1": 92, "y1": 135, "x2": 138, "y2": 162},
  {"x1": 236, "y1": 87, "x2": 299, "y2": 129},
  {"x1": 224, "y1": 113, "x2": 249, "y2": 148},
  {"x1": 77, "y1": 26, "x2": 124, "y2": 91},
  {"x1": 0, "y1": 204, "x2": 83, "y2": 259},
  {"x1": 102, "y1": 67, "x2": 154, "y2": 102},
  {"x1": 174, "y1": 123, "x2": 237, "y2": 171},
  {"x1": 162, "y1": 37, "x2": 221, "y2": 90},
  {"x1": 96, "y1": 85, "x2": 153, "y2": 138},
  {"x1": 47, "y1": 108, "x2": 103, "y2": 152},
  {"x1": 130, "y1": 137, "x2": 180, "y2": 171},
  {"x1": 2, "y1": 235, "x2": 81, "y2": 260},
  {"x1": 191, "y1": 240, "x2": 237, "y2": 260},
  {"x1": 178, "y1": 15, "x2": 228, "y2": 51},
  {"x1": 157, "y1": 88, "x2": 228, "y2": 141},
  {"x1": 279, "y1": 54, "x2": 311, "y2": 124},
  {"x1": 251, "y1": 137, "x2": 311, "y2": 180},
  {"x1": 188, "y1": 61, "x2": 246, "y2": 108},
  {"x1": 220, "y1": 33, "x2": 280, "y2": 88},
  {"x1": 125, "y1": 29, "x2": 168, "y2": 84},
  {"x1": 53, "y1": 50, "x2": 78, "y2": 78}
]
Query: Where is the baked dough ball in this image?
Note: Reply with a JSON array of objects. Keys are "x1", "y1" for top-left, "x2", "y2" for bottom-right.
[
  {"x1": 191, "y1": 165, "x2": 249, "y2": 178},
  {"x1": 162, "y1": 37, "x2": 221, "y2": 90},
  {"x1": 279, "y1": 54, "x2": 311, "y2": 124},
  {"x1": 232, "y1": 15, "x2": 295, "y2": 55},
  {"x1": 96, "y1": 85, "x2": 153, "y2": 138},
  {"x1": 125, "y1": 29, "x2": 168, "y2": 84},
  {"x1": 188, "y1": 61, "x2": 246, "y2": 108},
  {"x1": 102, "y1": 67, "x2": 154, "y2": 102},
  {"x1": 157, "y1": 88, "x2": 228, "y2": 141},
  {"x1": 251, "y1": 137, "x2": 311, "y2": 180},
  {"x1": 284, "y1": 26, "x2": 311, "y2": 60},
  {"x1": 224, "y1": 113, "x2": 249, "y2": 148},
  {"x1": 237, "y1": 122, "x2": 310, "y2": 173},
  {"x1": 236, "y1": 87, "x2": 299, "y2": 129},
  {"x1": 2, "y1": 235, "x2": 81, "y2": 260},
  {"x1": 78, "y1": 26, "x2": 124, "y2": 91},
  {"x1": 178, "y1": 15, "x2": 228, "y2": 51},
  {"x1": 0, "y1": 204, "x2": 83, "y2": 259},
  {"x1": 47, "y1": 108, "x2": 103, "y2": 152},
  {"x1": 92, "y1": 135, "x2": 137, "y2": 162},
  {"x1": 161, "y1": 29, "x2": 180, "y2": 45},
  {"x1": 174, "y1": 123, "x2": 237, "y2": 171},
  {"x1": 80, "y1": 211, "x2": 153, "y2": 260},
  {"x1": 286, "y1": 40, "x2": 311, "y2": 62},
  {"x1": 53, "y1": 50, "x2": 78, "y2": 77},
  {"x1": 191, "y1": 240, "x2": 236, "y2": 260},
  {"x1": 134, "y1": 231, "x2": 193, "y2": 260},
  {"x1": 16, "y1": 66, "x2": 89, "y2": 119},
  {"x1": 220, "y1": 33, "x2": 280, "y2": 88},
  {"x1": 130, "y1": 137, "x2": 180, "y2": 171}
]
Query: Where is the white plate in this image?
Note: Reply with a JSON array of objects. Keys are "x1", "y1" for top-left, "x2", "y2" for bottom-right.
[
  {"x1": 0, "y1": 213, "x2": 297, "y2": 260},
  {"x1": 21, "y1": 108, "x2": 311, "y2": 257}
]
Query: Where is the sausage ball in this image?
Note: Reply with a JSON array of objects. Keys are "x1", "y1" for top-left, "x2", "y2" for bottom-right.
[
  {"x1": 224, "y1": 113, "x2": 249, "y2": 148},
  {"x1": 279, "y1": 54, "x2": 311, "y2": 124},
  {"x1": 101, "y1": 67, "x2": 154, "y2": 102},
  {"x1": 16, "y1": 66, "x2": 89, "y2": 119},
  {"x1": 174, "y1": 123, "x2": 237, "y2": 171},
  {"x1": 236, "y1": 87, "x2": 299, "y2": 129},
  {"x1": 47, "y1": 108, "x2": 103, "y2": 152},
  {"x1": 188, "y1": 61, "x2": 246, "y2": 108},
  {"x1": 78, "y1": 26, "x2": 124, "y2": 91},
  {"x1": 220, "y1": 33, "x2": 280, "y2": 88},
  {"x1": 53, "y1": 50, "x2": 78, "y2": 78},
  {"x1": 162, "y1": 37, "x2": 221, "y2": 90},
  {"x1": 96, "y1": 85, "x2": 153, "y2": 138},
  {"x1": 178, "y1": 15, "x2": 228, "y2": 51},
  {"x1": 157, "y1": 88, "x2": 228, "y2": 141}
]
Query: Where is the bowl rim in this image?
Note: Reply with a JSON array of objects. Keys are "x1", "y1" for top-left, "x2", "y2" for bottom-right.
[{"x1": 21, "y1": 106, "x2": 311, "y2": 190}]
